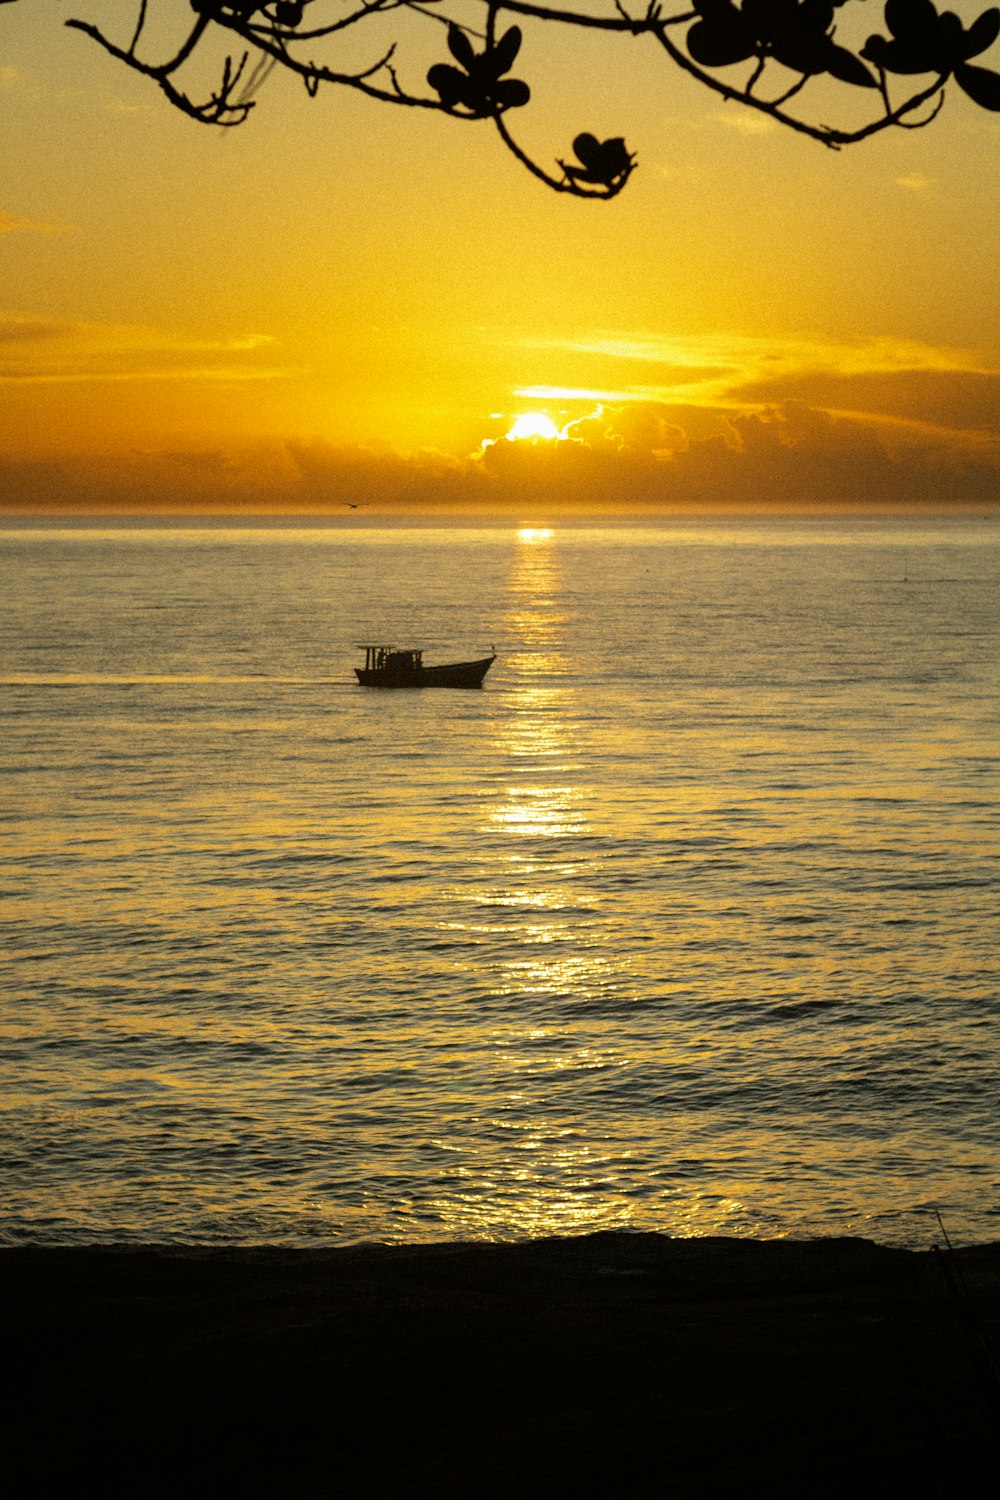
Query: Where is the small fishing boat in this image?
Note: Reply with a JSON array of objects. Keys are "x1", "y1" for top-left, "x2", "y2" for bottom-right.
[{"x1": 355, "y1": 645, "x2": 495, "y2": 689}]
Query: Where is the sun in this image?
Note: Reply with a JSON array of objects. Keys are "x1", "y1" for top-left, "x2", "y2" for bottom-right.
[{"x1": 506, "y1": 412, "x2": 562, "y2": 442}]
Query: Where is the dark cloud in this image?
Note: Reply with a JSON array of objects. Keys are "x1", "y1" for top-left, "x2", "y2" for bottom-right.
[
  {"x1": 162, "y1": 450, "x2": 240, "y2": 475},
  {"x1": 475, "y1": 400, "x2": 1000, "y2": 509},
  {"x1": 0, "y1": 318, "x2": 75, "y2": 344},
  {"x1": 561, "y1": 403, "x2": 689, "y2": 454},
  {"x1": 730, "y1": 367, "x2": 1000, "y2": 438},
  {"x1": 287, "y1": 442, "x2": 484, "y2": 510},
  {"x1": 2, "y1": 401, "x2": 998, "y2": 513},
  {"x1": 0, "y1": 448, "x2": 295, "y2": 512}
]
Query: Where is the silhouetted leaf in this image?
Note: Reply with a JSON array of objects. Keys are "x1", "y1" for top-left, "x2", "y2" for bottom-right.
[
  {"x1": 886, "y1": 0, "x2": 936, "y2": 39},
  {"x1": 446, "y1": 24, "x2": 476, "y2": 74},
  {"x1": 954, "y1": 60, "x2": 1000, "y2": 107},
  {"x1": 599, "y1": 138, "x2": 633, "y2": 178},
  {"x1": 964, "y1": 7, "x2": 1000, "y2": 58},
  {"x1": 692, "y1": 0, "x2": 738, "y2": 18},
  {"x1": 801, "y1": 0, "x2": 835, "y2": 30},
  {"x1": 742, "y1": 0, "x2": 785, "y2": 31},
  {"x1": 937, "y1": 11, "x2": 964, "y2": 52},
  {"x1": 494, "y1": 77, "x2": 531, "y2": 109},
  {"x1": 772, "y1": 31, "x2": 830, "y2": 75},
  {"x1": 687, "y1": 17, "x2": 756, "y2": 67},
  {"x1": 491, "y1": 27, "x2": 523, "y2": 78},
  {"x1": 865, "y1": 0, "x2": 942, "y2": 72},
  {"x1": 826, "y1": 44, "x2": 878, "y2": 87},
  {"x1": 861, "y1": 33, "x2": 931, "y2": 74},
  {"x1": 428, "y1": 62, "x2": 470, "y2": 109},
  {"x1": 572, "y1": 133, "x2": 603, "y2": 171}
]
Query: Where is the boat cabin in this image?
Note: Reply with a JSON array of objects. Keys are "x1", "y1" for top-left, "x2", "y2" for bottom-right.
[{"x1": 358, "y1": 645, "x2": 422, "y2": 674}]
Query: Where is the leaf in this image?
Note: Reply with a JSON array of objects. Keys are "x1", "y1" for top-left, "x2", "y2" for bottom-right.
[
  {"x1": 599, "y1": 138, "x2": 633, "y2": 178},
  {"x1": 490, "y1": 26, "x2": 523, "y2": 78},
  {"x1": 885, "y1": 0, "x2": 938, "y2": 42},
  {"x1": 687, "y1": 18, "x2": 756, "y2": 67},
  {"x1": 954, "y1": 60, "x2": 1000, "y2": 107},
  {"x1": 938, "y1": 11, "x2": 964, "y2": 50},
  {"x1": 825, "y1": 44, "x2": 878, "y2": 87},
  {"x1": 427, "y1": 63, "x2": 471, "y2": 109},
  {"x1": 743, "y1": 0, "x2": 791, "y2": 33},
  {"x1": 493, "y1": 77, "x2": 530, "y2": 110},
  {"x1": 572, "y1": 133, "x2": 603, "y2": 172},
  {"x1": 861, "y1": 34, "x2": 933, "y2": 74},
  {"x1": 692, "y1": 0, "x2": 736, "y2": 18},
  {"x1": 446, "y1": 24, "x2": 476, "y2": 74},
  {"x1": 963, "y1": 7, "x2": 1000, "y2": 59},
  {"x1": 772, "y1": 33, "x2": 831, "y2": 75},
  {"x1": 801, "y1": 0, "x2": 835, "y2": 31}
]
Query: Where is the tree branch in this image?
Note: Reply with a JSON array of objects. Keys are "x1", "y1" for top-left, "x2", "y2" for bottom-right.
[{"x1": 51, "y1": 2, "x2": 1000, "y2": 190}]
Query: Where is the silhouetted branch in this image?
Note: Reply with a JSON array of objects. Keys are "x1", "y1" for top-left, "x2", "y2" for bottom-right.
[
  {"x1": 649, "y1": 9, "x2": 956, "y2": 150},
  {"x1": 66, "y1": 15, "x2": 256, "y2": 125},
  {"x1": 129, "y1": 0, "x2": 149, "y2": 56},
  {"x1": 482, "y1": 3, "x2": 635, "y2": 195},
  {"x1": 28, "y1": 3, "x2": 1000, "y2": 190}
]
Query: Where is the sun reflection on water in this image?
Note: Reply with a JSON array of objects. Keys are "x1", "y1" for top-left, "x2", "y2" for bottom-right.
[
  {"x1": 488, "y1": 532, "x2": 589, "y2": 870},
  {"x1": 490, "y1": 788, "x2": 584, "y2": 839},
  {"x1": 424, "y1": 527, "x2": 636, "y2": 1240}
]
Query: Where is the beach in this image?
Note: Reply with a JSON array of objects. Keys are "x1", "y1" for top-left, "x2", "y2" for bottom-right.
[{"x1": 4, "y1": 1233, "x2": 998, "y2": 1497}]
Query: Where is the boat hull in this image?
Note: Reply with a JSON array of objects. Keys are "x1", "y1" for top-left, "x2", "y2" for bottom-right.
[{"x1": 355, "y1": 655, "x2": 495, "y2": 689}]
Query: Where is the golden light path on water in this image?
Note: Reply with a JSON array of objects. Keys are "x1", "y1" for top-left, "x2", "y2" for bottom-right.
[
  {"x1": 421, "y1": 530, "x2": 759, "y2": 1241},
  {"x1": 423, "y1": 531, "x2": 593, "y2": 1238}
]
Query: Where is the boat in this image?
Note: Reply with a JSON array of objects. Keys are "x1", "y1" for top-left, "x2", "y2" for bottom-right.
[{"x1": 355, "y1": 644, "x2": 496, "y2": 689}]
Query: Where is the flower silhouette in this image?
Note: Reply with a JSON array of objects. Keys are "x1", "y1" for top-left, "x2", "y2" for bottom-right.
[
  {"x1": 560, "y1": 133, "x2": 636, "y2": 189},
  {"x1": 428, "y1": 25, "x2": 530, "y2": 117},
  {"x1": 861, "y1": 0, "x2": 1000, "y2": 109},
  {"x1": 687, "y1": 0, "x2": 877, "y2": 87}
]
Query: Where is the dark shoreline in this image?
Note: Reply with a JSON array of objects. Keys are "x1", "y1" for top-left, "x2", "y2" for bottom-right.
[{"x1": 5, "y1": 1233, "x2": 998, "y2": 1497}]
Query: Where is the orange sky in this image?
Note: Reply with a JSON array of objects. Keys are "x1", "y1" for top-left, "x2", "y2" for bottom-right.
[{"x1": 3, "y1": 2, "x2": 1000, "y2": 512}]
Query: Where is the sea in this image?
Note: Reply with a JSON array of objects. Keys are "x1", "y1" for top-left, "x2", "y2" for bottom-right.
[{"x1": 2, "y1": 513, "x2": 998, "y2": 1250}]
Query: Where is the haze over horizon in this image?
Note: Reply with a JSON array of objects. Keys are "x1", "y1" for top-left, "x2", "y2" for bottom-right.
[{"x1": 3, "y1": 2, "x2": 1000, "y2": 514}]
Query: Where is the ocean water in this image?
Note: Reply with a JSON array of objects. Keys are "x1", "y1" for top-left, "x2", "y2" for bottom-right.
[{"x1": 2, "y1": 514, "x2": 998, "y2": 1249}]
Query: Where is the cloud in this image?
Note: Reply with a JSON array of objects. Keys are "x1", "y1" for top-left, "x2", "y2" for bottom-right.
[
  {"x1": 729, "y1": 368, "x2": 1000, "y2": 444},
  {"x1": 508, "y1": 330, "x2": 1000, "y2": 453},
  {"x1": 3, "y1": 323, "x2": 998, "y2": 513},
  {"x1": 709, "y1": 111, "x2": 776, "y2": 136},
  {"x1": 0, "y1": 211, "x2": 71, "y2": 236},
  {"x1": 514, "y1": 384, "x2": 646, "y2": 406},
  {"x1": 3, "y1": 399, "x2": 999, "y2": 515},
  {"x1": 0, "y1": 446, "x2": 301, "y2": 513},
  {"x1": 472, "y1": 398, "x2": 1000, "y2": 509},
  {"x1": 286, "y1": 441, "x2": 483, "y2": 510},
  {"x1": 0, "y1": 313, "x2": 294, "y2": 384},
  {"x1": 106, "y1": 98, "x2": 157, "y2": 118},
  {"x1": 0, "y1": 317, "x2": 75, "y2": 343},
  {"x1": 895, "y1": 173, "x2": 934, "y2": 192},
  {"x1": 658, "y1": 108, "x2": 776, "y2": 137}
]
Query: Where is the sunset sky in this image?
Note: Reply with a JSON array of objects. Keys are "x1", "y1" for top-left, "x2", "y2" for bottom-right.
[{"x1": 3, "y1": 1, "x2": 1000, "y2": 512}]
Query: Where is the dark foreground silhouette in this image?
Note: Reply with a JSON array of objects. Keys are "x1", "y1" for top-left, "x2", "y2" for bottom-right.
[{"x1": 4, "y1": 1233, "x2": 998, "y2": 1497}]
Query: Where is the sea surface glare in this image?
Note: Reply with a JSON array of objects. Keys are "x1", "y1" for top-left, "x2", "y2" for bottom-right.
[{"x1": 2, "y1": 516, "x2": 998, "y2": 1248}]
